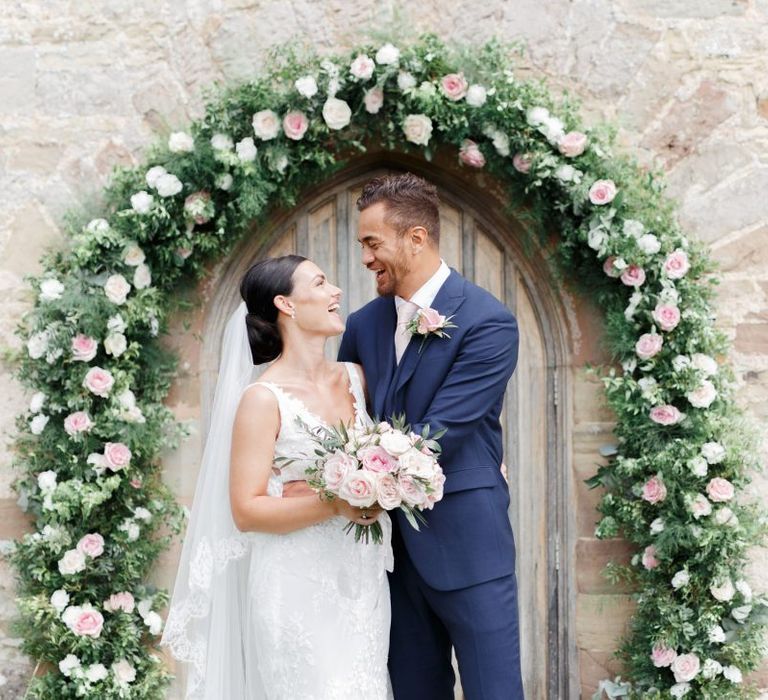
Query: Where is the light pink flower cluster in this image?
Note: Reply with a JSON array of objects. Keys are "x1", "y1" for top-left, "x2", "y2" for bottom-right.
[
  {"x1": 104, "y1": 591, "x2": 135, "y2": 613},
  {"x1": 83, "y1": 367, "x2": 114, "y2": 397},
  {"x1": 650, "y1": 405, "x2": 685, "y2": 425},
  {"x1": 76, "y1": 533, "x2": 105, "y2": 559},
  {"x1": 64, "y1": 411, "x2": 93, "y2": 436},
  {"x1": 62, "y1": 604, "x2": 104, "y2": 638},
  {"x1": 71, "y1": 334, "x2": 98, "y2": 362},
  {"x1": 440, "y1": 73, "x2": 468, "y2": 101},
  {"x1": 642, "y1": 474, "x2": 667, "y2": 504},
  {"x1": 653, "y1": 303, "x2": 681, "y2": 332},
  {"x1": 459, "y1": 140, "x2": 485, "y2": 168},
  {"x1": 641, "y1": 544, "x2": 659, "y2": 570}
]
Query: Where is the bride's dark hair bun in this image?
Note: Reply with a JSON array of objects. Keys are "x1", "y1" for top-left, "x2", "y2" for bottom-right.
[{"x1": 240, "y1": 255, "x2": 307, "y2": 364}]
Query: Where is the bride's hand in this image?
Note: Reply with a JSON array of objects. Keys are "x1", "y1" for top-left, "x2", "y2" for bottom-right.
[{"x1": 333, "y1": 499, "x2": 383, "y2": 526}]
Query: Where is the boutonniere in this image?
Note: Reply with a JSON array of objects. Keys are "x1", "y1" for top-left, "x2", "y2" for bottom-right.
[{"x1": 406, "y1": 308, "x2": 458, "y2": 352}]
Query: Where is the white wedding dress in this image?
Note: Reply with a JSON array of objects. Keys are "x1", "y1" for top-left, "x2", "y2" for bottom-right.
[{"x1": 242, "y1": 362, "x2": 393, "y2": 699}]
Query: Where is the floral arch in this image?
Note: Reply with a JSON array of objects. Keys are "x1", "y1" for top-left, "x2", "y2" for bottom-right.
[{"x1": 11, "y1": 35, "x2": 766, "y2": 699}]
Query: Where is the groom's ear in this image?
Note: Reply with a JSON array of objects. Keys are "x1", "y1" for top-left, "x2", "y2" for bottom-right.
[{"x1": 406, "y1": 225, "x2": 429, "y2": 254}]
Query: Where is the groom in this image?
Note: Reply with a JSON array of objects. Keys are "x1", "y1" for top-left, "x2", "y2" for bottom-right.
[{"x1": 338, "y1": 173, "x2": 524, "y2": 699}]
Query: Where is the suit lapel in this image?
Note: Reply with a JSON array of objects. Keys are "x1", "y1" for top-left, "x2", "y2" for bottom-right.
[{"x1": 373, "y1": 299, "x2": 397, "y2": 419}]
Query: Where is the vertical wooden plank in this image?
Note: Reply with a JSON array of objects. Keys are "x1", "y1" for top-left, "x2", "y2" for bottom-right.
[
  {"x1": 307, "y1": 197, "x2": 339, "y2": 359},
  {"x1": 438, "y1": 202, "x2": 462, "y2": 271},
  {"x1": 474, "y1": 225, "x2": 503, "y2": 301},
  {"x1": 346, "y1": 184, "x2": 377, "y2": 315},
  {"x1": 266, "y1": 225, "x2": 296, "y2": 258}
]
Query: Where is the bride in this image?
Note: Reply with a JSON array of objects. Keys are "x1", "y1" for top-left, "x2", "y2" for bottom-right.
[{"x1": 161, "y1": 255, "x2": 393, "y2": 699}]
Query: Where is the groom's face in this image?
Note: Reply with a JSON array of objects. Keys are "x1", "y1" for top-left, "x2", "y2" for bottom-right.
[{"x1": 357, "y1": 202, "x2": 412, "y2": 297}]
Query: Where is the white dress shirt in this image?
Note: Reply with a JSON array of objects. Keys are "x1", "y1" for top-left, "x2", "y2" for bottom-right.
[{"x1": 394, "y1": 260, "x2": 451, "y2": 314}]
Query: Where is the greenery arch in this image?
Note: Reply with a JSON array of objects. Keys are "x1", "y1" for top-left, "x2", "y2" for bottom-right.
[{"x1": 10, "y1": 35, "x2": 766, "y2": 699}]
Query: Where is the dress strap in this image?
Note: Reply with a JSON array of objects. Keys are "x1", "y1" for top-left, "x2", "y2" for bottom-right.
[{"x1": 343, "y1": 363, "x2": 367, "y2": 421}]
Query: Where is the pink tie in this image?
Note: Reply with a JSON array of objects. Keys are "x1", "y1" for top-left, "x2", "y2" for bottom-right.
[{"x1": 395, "y1": 301, "x2": 419, "y2": 364}]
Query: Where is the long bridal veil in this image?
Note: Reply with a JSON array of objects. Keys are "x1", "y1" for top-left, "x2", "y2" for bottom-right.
[{"x1": 161, "y1": 301, "x2": 265, "y2": 698}]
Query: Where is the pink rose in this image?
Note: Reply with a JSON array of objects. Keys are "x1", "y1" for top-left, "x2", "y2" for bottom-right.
[
  {"x1": 603, "y1": 256, "x2": 622, "y2": 278},
  {"x1": 71, "y1": 335, "x2": 98, "y2": 362},
  {"x1": 338, "y1": 471, "x2": 378, "y2": 507},
  {"x1": 176, "y1": 247, "x2": 193, "y2": 260},
  {"x1": 651, "y1": 643, "x2": 677, "y2": 668},
  {"x1": 130, "y1": 478, "x2": 142, "y2": 489},
  {"x1": 398, "y1": 473, "x2": 427, "y2": 508},
  {"x1": 642, "y1": 545, "x2": 659, "y2": 570},
  {"x1": 72, "y1": 607, "x2": 104, "y2": 638},
  {"x1": 363, "y1": 87, "x2": 384, "y2": 114},
  {"x1": 349, "y1": 54, "x2": 375, "y2": 80},
  {"x1": 424, "y1": 470, "x2": 446, "y2": 508},
  {"x1": 376, "y1": 473, "x2": 402, "y2": 510},
  {"x1": 671, "y1": 653, "x2": 701, "y2": 683},
  {"x1": 104, "y1": 442, "x2": 132, "y2": 471},
  {"x1": 663, "y1": 250, "x2": 690, "y2": 279},
  {"x1": 635, "y1": 333, "x2": 663, "y2": 360},
  {"x1": 650, "y1": 405, "x2": 685, "y2": 425},
  {"x1": 440, "y1": 73, "x2": 468, "y2": 101},
  {"x1": 558, "y1": 131, "x2": 588, "y2": 157},
  {"x1": 282, "y1": 111, "x2": 309, "y2": 141},
  {"x1": 706, "y1": 477, "x2": 734, "y2": 503},
  {"x1": 417, "y1": 308, "x2": 446, "y2": 335},
  {"x1": 653, "y1": 303, "x2": 681, "y2": 332},
  {"x1": 83, "y1": 367, "x2": 114, "y2": 397},
  {"x1": 64, "y1": 411, "x2": 93, "y2": 436},
  {"x1": 358, "y1": 446, "x2": 398, "y2": 473},
  {"x1": 642, "y1": 475, "x2": 667, "y2": 504},
  {"x1": 76, "y1": 533, "x2": 105, "y2": 558},
  {"x1": 588, "y1": 179, "x2": 617, "y2": 205},
  {"x1": 621, "y1": 265, "x2": 646, "y2": 287},
  {"x1": 322, "y1": 451, "x2": 357, "y2": 490},
  {"x1": 512, "y1": 153, "x2": 532, "y2": 174},
  {"x1": 458, "y1": 140, "x2": 486, "y2": 168},
  {"x1": 183, "y1": 191, "x2": 212, "y2": 225},
  {"x1": 104, "y1": 592, "x2": 135, "y2": 614}
]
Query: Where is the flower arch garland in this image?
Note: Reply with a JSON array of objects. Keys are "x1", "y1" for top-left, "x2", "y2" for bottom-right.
[{"x1": 9, "y1": 34, "x2": 766, "y2": 699}]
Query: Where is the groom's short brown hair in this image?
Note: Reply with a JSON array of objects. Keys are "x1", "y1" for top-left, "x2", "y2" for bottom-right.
[{"x1": 357, "y1": 173, "x2": 440, "y2": 244}]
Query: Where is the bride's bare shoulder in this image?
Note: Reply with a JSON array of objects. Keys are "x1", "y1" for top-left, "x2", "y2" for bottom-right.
[{"x1": 238, "y1": 383, "x2": 279, "y2": 415}]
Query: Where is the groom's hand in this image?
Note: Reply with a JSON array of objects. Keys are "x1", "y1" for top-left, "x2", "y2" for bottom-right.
[
  {"x1": 282, "y1": 480, "x2": 315, "y2": 497},
  {"x1": 501, "y1": 463, "x2": 508, "y2": 483}
]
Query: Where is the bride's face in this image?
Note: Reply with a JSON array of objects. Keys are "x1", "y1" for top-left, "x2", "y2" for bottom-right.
[{"x1": 286, "y1": 260, "x2": 344, "y2": 336}]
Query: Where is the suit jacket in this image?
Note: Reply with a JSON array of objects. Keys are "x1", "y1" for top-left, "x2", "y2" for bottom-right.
[{"x1": 338, "y1": 269, "x2": 519, "y2": 590}]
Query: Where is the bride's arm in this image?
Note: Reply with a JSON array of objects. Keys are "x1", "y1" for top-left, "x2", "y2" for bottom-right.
[{"x1": 229, "y1": 385, "x2": 372, "y2": 533}]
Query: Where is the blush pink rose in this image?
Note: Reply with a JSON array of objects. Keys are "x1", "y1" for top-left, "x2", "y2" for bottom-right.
[
  {"x1": 130, "y1": 478, "x2": 142, "y2": 489},
  {"x1": 620, "y1": 265, "x2": 646, "y2": 287},
  {"x1": 349, "y1": 54, "x2": 375, "y2": 80},
  {"x1": 322, "y1": 451, "x2": 357, "y2": 490},
  {"x1": 398, "y1": 473, "x2": 427, "y2": 508},
  {"x1": 359, "y1": 446, "x2": 398, "y2": 473},
  {"x1": 338, "y1": 471, "x2": 378, "y2": 507},
  {"x1": 183, "y1": 191, "x2": 212, "y2": 225},
  {"x1": 424, "y1": 470, "x2": 446, "y2": 508},
  {"x1": 440, "y1": 73, "x2": 468, "y2": 101},
  {"x1": 76, "y1": 533, "x2": 105, "y2": 558},
  {"x1": 417, "y1": 308, "x2": 446, "y2": 334},
  {"x1": 671, "y1": 653, "x2": 701, "y2": 683},
  {"x1": 653, "y1": 303, "x2": 681, "y2": 332},
  {"x1": 83, "y1": 367, "x2": 114, "y2": 397},
  {"x1": 635, "y1": 333, "x2": 663, "y2": 360},
  {"x1": 72, "y1": 607, "x2": 104, "y2": 638},
  {"x1": 651, "y1": 643, "x2": 677, "y2": 668},
  {"x1": 603, "y1": 256, "x2": 622, "y2": 278},
  {"x1": 282, "y1": 111, "x2": 309, "y2": 141},
  {"x1": 588, "y1": 179, "x2": 617, "y2": 205},
  {"x1": 104, "y1": 442, "x2": 132, "y2": 471},
  {"x1": 512, "y1": 153, "x2": 533, "y2": 174},
  {"x1": 104, "y1": 591, "x2": 135, "y2": 613},
  {"x1": 642, "y1": 475, "x2": 667, "y2": 504},
  {"x1": 64, "y1": 411, "x2": 93, "y2": 436},
  {"x1": 376, "y1": 473, "x2": 402, "y2": 510},
  {"x1": 363, "y1": 87, "x2": 384, "y2": 114},
  {"x1": 663, "y1": 250, "x2": 690, "y2": 279},
  {"x1": 558, "y1": 131, "x2": 588, "y2": 157},
  {"x1": 706, "y1": 477, "x2": 734, "y2": 502},
  {"x1": 458, "y1": 140, "x2": 485, "y2": 168},
  {"x1": 71, "y1": 334, "x2": 98, "y2": 362},
  {"x1": 650, "y1": 405, "x2": 685, "y2": 426},
  {"x1": 642, "y1": 545, "x2": 660, "y2": 570}
]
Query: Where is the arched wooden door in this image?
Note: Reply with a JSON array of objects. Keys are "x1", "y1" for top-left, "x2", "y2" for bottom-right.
[{"x1": 201, "y1": 164, "x2": 574, "y2": 698}]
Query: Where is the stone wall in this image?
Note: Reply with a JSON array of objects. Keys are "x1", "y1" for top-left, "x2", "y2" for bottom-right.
[{"x1": 1, "y1": 1, "x2": 767, "y2": 697}]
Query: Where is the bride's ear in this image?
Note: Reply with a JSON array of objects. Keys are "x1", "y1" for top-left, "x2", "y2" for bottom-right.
[{"x1": 273, "y1": 295, "x2": 296, "y2": 319}]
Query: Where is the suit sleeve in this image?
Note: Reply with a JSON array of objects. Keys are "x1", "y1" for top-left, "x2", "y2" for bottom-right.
[
  {"x1": 411, "y1": 311, "x2": 519, "y2": 464},
  {"x1": 337, "y1": 311, "x2": 360, "y2": 363}
]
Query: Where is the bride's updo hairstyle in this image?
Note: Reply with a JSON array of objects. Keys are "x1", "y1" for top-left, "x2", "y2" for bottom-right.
[{"x1": 240, "y1": 255, "x2": 307, "y2": 364}]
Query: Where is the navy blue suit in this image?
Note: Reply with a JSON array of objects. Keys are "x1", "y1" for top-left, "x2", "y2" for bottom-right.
[{"x1": 339, "y1": 269, "x2": 524, "y2": 699}]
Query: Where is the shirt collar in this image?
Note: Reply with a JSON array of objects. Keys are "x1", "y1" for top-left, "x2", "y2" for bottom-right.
[{"x1": 395, "y1": 260, "x2": 451, "y2": 311}]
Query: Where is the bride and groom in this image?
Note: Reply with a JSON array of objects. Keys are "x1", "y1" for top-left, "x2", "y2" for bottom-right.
[{"x1": 162, "y1": 173, "x2": 524, "y2": 699}]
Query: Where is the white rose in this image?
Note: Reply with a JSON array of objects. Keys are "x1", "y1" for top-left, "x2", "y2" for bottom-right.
[
  {"x1": 735, "y1": 579, "x2": 752, "y2": 602},
  {"x1": 701, "y1": 658, "x2": 723, "y2": 679},
  {"x1": 118, "y1": 389, "x2": 137, "y2": 410},
  {"x1": 671, "y1": 570, "x2": 690, "y2": 589},
  {"x1": 59, "y1": 654, "x2": 81, "y2": 677},
  {"x1": 375, "y1": 43, "x2": 400, "y2": 65},
  {"x1": 168, "y1": 131, "x2": 194, "y2": 153},
  {"x1": 112, "y1": 659, "x2": 136, "y2": 685},
  {"x1": 670, "y1": 683, "x2": 690, "y2": 699},
  {"x1": 379, "y1": 431, "x2": 413, "y2": 457},
  {"x1": 692, "y1": 353, "x2": 718, "y2": 376},
  {"x1": 466, "y1": 84, "x2": 487, "y2": 107},
  {"x1": 37, "y1": 470, "x2": 57, "y2": 491},
  {"x1": 137, "y1": 598, "x2": 153, "y2": 618},
  {"x1": 144, "y1": 610, "x2": 163, "y2": 635},
  {"x1": 710, "y1": 578, "x2": 735, "y2": 601},
  {"x1": 58, "y1": 548, "x2": 87, "y2": 575},
  {"x1": 687, "y1": 380, "x2": 717, "y2": 408},
  {"x1": 637, "y1": 233, "x2": 661, "y2": 255},
  {"x1": 482, "y1": 126, "x2": 510, "y2": 156},
  {"x1": 398, "y1": 448, "x2": 435, "y2": 479},
  {"x1": 688, "y1": 457, "x2": 708, "y2": 477},
  {"x1": 539, "y1": 115, "x2": 565, "y2": 143},
  {"x1": 637, "y1": 376, "x2": 657, "y2": 400},
  {"x1": 104, "y1": 333, "x2": 127, "y2": 357},
  {"x1": 555, "y1": 164, "x2": 582, "y2": 184},
  {"x1": 86, "y1": 663, "x2": 108, "y2": 683},
  {"x1": 294, "y1": 75, "x2": 318, "y2": 98},
  {"x1": 86, "y1": 218, "x2": 109, "y2": 234},
  {"x1": 210, "y1": 133, "x2": 233, "y2": 151},
  {"x1": 145, "y1": 165, "x2": 167, "y2": 189},
  {"x1": 701, "y1": 442, "x2": 726, "y2": 464},
  {"x1": 723, "y1": 665, "x2": 742, "y2": 683},
  {"x1": 39, "y1": 279, "x2": 65, "y2": 302},
  {"x1": 122, "y1": 244, "x2": 145, "y2": 267},
  {"x1": 133, "y1": 507, "x2": 152, "y2": 521},
  {"x1": 133, "y1": 263, "x2": 152, "y2": 289},
  {"x1": 50, "y1": 588, "x2": 69, "y2": 613},
  {"x1": 156, "y1": 173, "x2": 183, "y2": 197},
  {"x1": 623, "y1": 219, "x2": 645, "y2": 238},
  {"x1": 363, "y1": 87, "x2": 384, "y2": 114},
  {"x1": 27, "y1": 330, "x2": 50, "y2": 359},
  {"x1": 650, "y1": 517, "x2": 665, "y2": 534},
  {"x1": 236, "y1": 137, "x2": 258, "y2": 162},
  {"x1": 216, "y1": 172, "x2": 233, "y2": 191},
  {"x1": 104, "y1": 274, "x2": 131, "y2": 305},
  {"x1": 672, "y1": 355, "x2": 691, "y2": 372},
  {"x1": 322, "y1": 97, "x2": 352, "y2": 130},
  {"x1": 731, "y1": 604, "x2": 751, "y2": 622},
  {"x1": 587, "y1": 228, "x2": 607, "y2": 252},
  {"x1": 252, "y1": 109, "x2": 280, "y2": 140},
  {"x1": 526, "y1": 106, "x2": 550, "y2": 126},
  {"x1": 418, "y1": 81, "x2": 436, "y2": 97},
  {"x1": 108, "y1": 314, "x2": 126, "y2": 334},
  {"x1": 714, "y1": 507, "x2": 737, "y2": 526},
  {"x1": 30, "y1": 414, "x2": 49, "y2": 435},
  {"x1": 659, "y1": 285, "x2": 680, "y2": 305},
  {"x1": 349, "y1": 54, "x2": 375, "y2": 80},
  {"x1": 708, "y1": 625, "x2": 726, "y2": 643},
  {"x1": 119, "y1": 519, "x2": 140, "y2": 541},
  {"x1": 397, "y1": 71, "x2": 417, "y2": 91},
  {"x1": 130, "y1": 191, "x2": 154, "y2": 214},
  {"x1": 688, "y1": 494, "x2": 712, "y2": 519},
  {"x1": 402, "y1": 114, "x2": 433, "y2": 146},
  {"x1": 30, "y1": 391, "x2": 46, "y2": 413}
]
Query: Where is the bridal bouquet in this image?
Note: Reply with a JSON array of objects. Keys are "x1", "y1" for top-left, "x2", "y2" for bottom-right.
[{"x1": 303, "y1": 417, "x2": 446, "y2": 544}]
